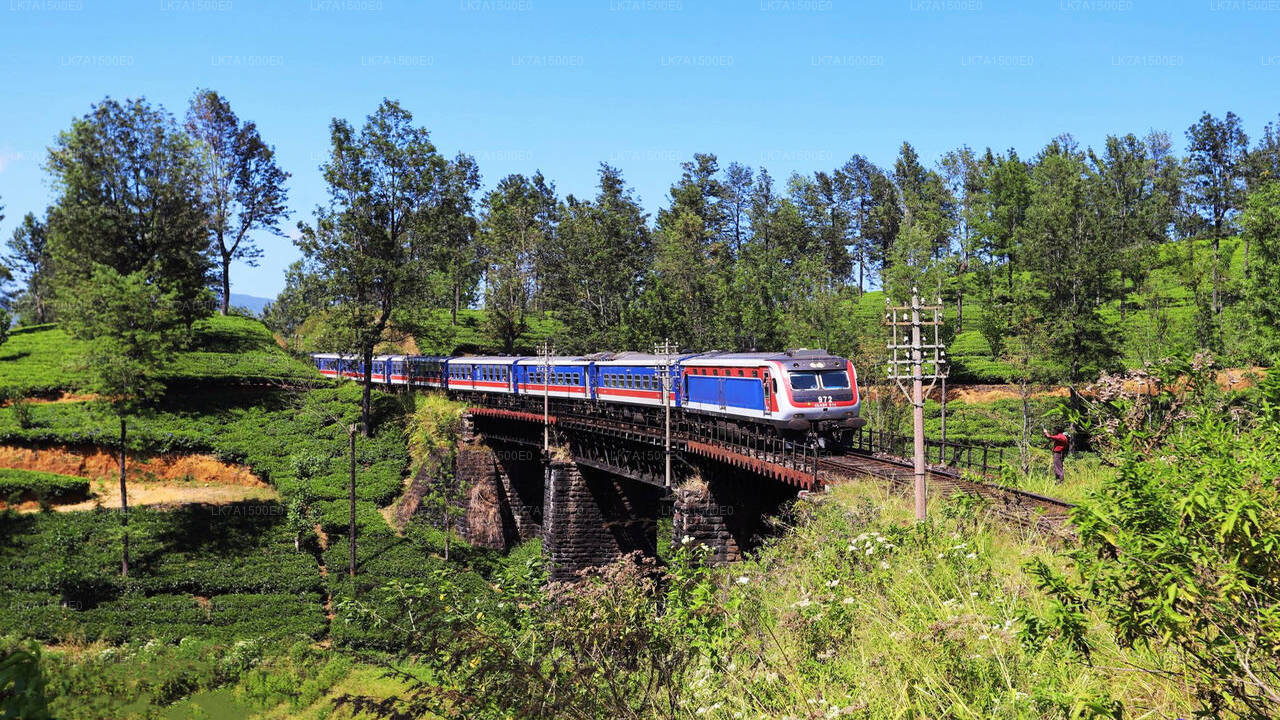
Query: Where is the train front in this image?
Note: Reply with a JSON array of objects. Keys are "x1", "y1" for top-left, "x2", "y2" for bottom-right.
[{"x1": 770, "y1": 352, "x2": 865, "y2": 437}]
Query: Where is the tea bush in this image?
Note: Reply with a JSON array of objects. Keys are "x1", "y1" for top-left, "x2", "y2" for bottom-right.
[{"x1": 0, "y1": 468, "x2": 89, "y2": 501}]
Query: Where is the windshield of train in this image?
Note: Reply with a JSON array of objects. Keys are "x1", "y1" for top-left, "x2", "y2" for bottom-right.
[
  {"x1": 789, "y1": 372, "x2": 819, "y2": 390},
  {"x1": 819, "y1": 370, "x2": 850, "y2": 389},
  {"x1": 789, "y1": 370, "x2": 849, "y2": 390}
]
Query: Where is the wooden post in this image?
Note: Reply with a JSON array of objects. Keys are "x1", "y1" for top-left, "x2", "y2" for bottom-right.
[
  {"x1": 910, "y1": 289, "x2": 926, "y2": 521},
  {"x1": 120, "y1": 416, "x2": 129, "y2": 578},
  {"x1": 349, "y1": 424, "x2": 357, "y2": 578}
]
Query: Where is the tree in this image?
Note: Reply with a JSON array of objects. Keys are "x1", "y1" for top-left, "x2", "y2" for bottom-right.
[
  {"x1": 261, "y1": 259, "x2": 326, "y2": 350},
  {"x1": 832, "y1": 155, "x2": 897, "y2": 294},
  {"x1": 541, "y1": 164, "x2": 651, "y2": 351},
  {"x1": 1021, "y1": 137, "x2": 1121, "y2": 381},
  {"x1": 1185, "y1": 111, "x2": 1249, "y2": 316},
  {"x1": 5, "y1": 213, "x2": 55, "y2": 325},
  {"x1": 971, "y1": 149, "x2": 1032, "y2": 295},
  {"x1": 45, "y1": 97, "x2": 212, "y2": 324},
  {"x1": 298, "y1": 99, "x2": 475, "y2": 436},
  {"x1": 1087, "y1": 134, "x2": 1172, "y2": 320},
  {"x1": 59, "y1": 267, "x2": 185, "y2": 577},
  {"x1": 185, "y1": 89, "x2": 291, "y2": 315},
  {"x1": 1241, "y1": 182, "x2": 1280, "y2": 354},
  {"x1": 939, "y1": 146, "x2": 983, "y2": 331},
  {"x1": 884, "y1": 142, "x2": 955, "y2": 299},
  {"x1": 1033, "y1": 409, "x2": 1280, "y2": 718},
  {"x1": 478, "y1": 173, "x2": 558, "y2": 353},
  {"x1": 1246, "y1": 114, "x2": 1280, "y2": 190},
  {"x1": 722, "y1": 162, "x2": 754, "y2": 257},
  {"x1": 638, "y1": 154, "x2": 730, "y2": 349}
]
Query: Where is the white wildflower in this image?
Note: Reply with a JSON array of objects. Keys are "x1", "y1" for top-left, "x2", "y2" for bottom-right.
[
  {"x1": 879, "y1": 561, "x2": 890, "y2": 569},
  {"x1": 841, "y1": 597, "x2": 856, "y2": 604},
  {"x1": 966, "y1": 552, "x2": 977, "y2": 559},
  {"x1": 736, "y1": 575, "x2": 751, "y2": 585}
]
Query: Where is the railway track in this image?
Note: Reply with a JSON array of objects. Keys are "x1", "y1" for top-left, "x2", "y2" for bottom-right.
[{"x1": 819, "y1": 451, "x2": 1076, "y2": 536}]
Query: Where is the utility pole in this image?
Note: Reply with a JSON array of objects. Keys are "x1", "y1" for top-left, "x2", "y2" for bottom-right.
[
  {"x1": 654, "y1": 338, "x2": 678, "y2": 489},
  {"x1": 539, "y1": 340, "x2": 554, "y2": 452},
  {"x1": 885, "y1": 286, "x2": 947, "y2": 521},
  {"x1": 348, "y1": 422, "x2": 361, "y2": 578}
]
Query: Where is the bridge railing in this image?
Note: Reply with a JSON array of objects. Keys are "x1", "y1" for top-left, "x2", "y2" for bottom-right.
[
  {"x1": 849, "y1": 428, "x2": 1006, "y2": 477},
  {"x1": 676, "y1": 414, "x2": 818, "y2": 479}
]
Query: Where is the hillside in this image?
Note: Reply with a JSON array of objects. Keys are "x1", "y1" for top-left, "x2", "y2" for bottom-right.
[{"x1": 0, "y1": 316, "x2": 517, "y2": 718}]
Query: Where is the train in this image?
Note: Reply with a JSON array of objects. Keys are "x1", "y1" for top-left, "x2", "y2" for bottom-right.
[{"x1": 310, "y1": 349, "x2": 865, "y2": 439}]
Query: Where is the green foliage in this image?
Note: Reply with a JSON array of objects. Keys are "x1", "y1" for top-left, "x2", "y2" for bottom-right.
[
  {"x1": 1034, "y1": 415, "x2": 1280, "y2": 718},
  {"x1": 0, "y1": 468, "x2": 88, "y2": 502},
  {"x1": 46, "y1": 96, "x2": 212, "y2": 326},
  {"x1": 185, "y1": 88, "x2": 291, "y2": 316},
  {"x1": 58, "y1": 266, "x2": 187, "y2": 417},
  {"x1": 0, "y1": 641, "x2": 50, "y2": 720}
]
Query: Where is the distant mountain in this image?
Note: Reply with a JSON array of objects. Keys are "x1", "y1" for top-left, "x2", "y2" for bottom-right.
[{"x1": 228, "y1": 293, "x2": 272, "y2": 314}]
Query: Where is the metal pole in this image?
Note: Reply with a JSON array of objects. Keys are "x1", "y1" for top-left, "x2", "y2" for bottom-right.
[
  {"x1": 911, "y1": 286, "x2": 927, "y2": 522},
  {"x1": 657, "y1": 339, "x2": 675, "y2": 489},
  {"x1": 541, "y1": 341, "x2": 552, "y2": 452}
]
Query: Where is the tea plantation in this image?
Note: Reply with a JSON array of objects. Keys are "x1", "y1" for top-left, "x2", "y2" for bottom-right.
[{"x1": 0, "y1": 316, "x2": 525, "y2": 718}]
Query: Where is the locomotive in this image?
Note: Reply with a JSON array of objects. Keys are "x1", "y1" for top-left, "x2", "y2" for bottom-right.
[{"x1": 311, "y1": 348, "x2": 865, "y2": 439}]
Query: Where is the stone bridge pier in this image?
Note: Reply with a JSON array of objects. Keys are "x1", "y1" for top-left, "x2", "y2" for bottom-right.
[
  {"x1": 449, "y1": 416, "x2": 799, "y2": 580},
  {"x1": 671, "y1": 467, "x2": 800, "y2": 565}
]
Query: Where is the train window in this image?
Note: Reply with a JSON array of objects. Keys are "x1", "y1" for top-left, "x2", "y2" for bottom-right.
[
  {"x1": 789, "y1": 372, "x2": 819, "y2": 391},
  {"x1": 818, "y1": 370, "x2": 850, "y2": 389}
]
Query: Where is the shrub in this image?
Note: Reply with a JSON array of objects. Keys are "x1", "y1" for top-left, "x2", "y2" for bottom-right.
[
  {"x1": 1033, "y1": 416, "x2": 1280, "y2": 719},
  {"x1": 0, "y1": 468, "x2": 89, "y2": 502}
]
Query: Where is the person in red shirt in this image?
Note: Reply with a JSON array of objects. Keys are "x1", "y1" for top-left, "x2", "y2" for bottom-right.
[{"x1": 1043, "y1": 428, "x2": 1069, "y2": 483}]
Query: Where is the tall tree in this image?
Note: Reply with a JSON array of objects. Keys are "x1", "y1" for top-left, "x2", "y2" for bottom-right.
[
  {"x1": 940, "y1": 146, "x2": 983, "y2": 331},
  {"x1": 971, "y1": 149, "x2": 1032, "y2": 295},
  {"x1": 722, "y1": 162, "x2": 754, "y2": 257},
  {"x1": 1022, "y1": 138, "x2": 1120, "y2": 381},
  {"x1": 185, "y1": 89, "x2": 291, "y2": 315},
  {"x1": 542, "y1": 164, "x2": 651, "y2": 351},
  {"x1": 884, "y1": 142, "x2": 955, "y2": 299},
  {"x1": 1185, "y1": 111, "x2": 1249, "y2": 316},
  {"x1": 479, "y1": 173, "x2": 558, "y2": 353},
  {"x1": 1087, "y1": 134, "x2": 1172, "y2": 319},
  {"x1": 299, "y1": 99, "x2": 473, "y2": 436},
  {"x1": 1241, "y1": 181, "x2": 1280, "y2": 354},
  {"x1": 1245, "y1": 114, "x2": 1280, "y2": 190},
  {"x1": 60, "y1": 267, "x2": 185, "y2": 577},
  {"x1": 640, "y1": 154, "x2": 730, "y2": 349},
  {"x1": 5, "y1": 213, "x2": 55, "y2": 325},
  {"x1": 45, "y1": 97, "x2": 212, "y2": 323}
]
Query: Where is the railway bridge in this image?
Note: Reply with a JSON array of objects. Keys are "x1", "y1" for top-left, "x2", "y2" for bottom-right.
[{"x1": 441, "y1": 395, "x2": 1072, "y2": 582}]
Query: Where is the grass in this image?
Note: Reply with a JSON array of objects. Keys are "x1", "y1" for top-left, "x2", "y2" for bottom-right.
[{"x1": 693, "y1": 481, "x2": 1194, "y2": 719}]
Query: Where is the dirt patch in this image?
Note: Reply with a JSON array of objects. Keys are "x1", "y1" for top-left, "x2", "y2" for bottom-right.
[
  {"x1": 5, "y1": 479, "x2": 277, "y2": 513},
  {"x1": 3, "y1": 392, "x2": 100, "y2": 406},
  {"x1": 863, "y1": 384, "x2": 1068, "y2": 404},
  {"x1": 0, "y1": 445, "x2": 263, "y2": 486},
  {"x1": 0, "y1": 444, "x2": 275, "y2": 512}
]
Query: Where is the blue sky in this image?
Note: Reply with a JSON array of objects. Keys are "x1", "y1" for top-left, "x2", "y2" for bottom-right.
[{"x1": 1, "y1": 0, "x2": 1278, "y2": 299}]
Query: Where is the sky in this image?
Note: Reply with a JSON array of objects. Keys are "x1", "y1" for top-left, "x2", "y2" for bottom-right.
[{"x1": 1, "y1": 0, "x2": 1278, "y2": 300}]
